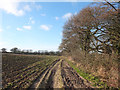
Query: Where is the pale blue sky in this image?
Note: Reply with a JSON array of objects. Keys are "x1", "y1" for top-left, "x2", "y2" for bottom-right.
[{"x1": 0, "y1": 2, "x2": 91, "y2": 51}]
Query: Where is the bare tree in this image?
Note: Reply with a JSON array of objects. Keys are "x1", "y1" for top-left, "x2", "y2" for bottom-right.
[
  {"x1": 59, "y1": 1, "x2": 120, "y2": 57},
  {"x1": 1, "y1": 48, "x2": 7, "y2": 53},
  {"x1": 10, "y1": 47, "x2": 20, "y2": 53}
]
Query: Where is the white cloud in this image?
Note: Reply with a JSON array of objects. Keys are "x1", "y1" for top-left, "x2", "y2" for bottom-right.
[
  {"x1": 55, "y1": 17, "x2": 59, "y2": 20},
  {"x1": 24, "y1": 5, "x2": 31, "y2": 12},
  {"x1": 40, "y1": 25, "x2": 52, "y2": 31},
  {"x1": 0, "y1": 0, "x2": 24, "y2": 16},
  {"x1": 17, "y1": 25, "x2": 32, "y2": 31},
  {"x1": 40, "y1": 14, "x2": 46, "y2": 16},
  {"x1": 23, "y1": 25, "x2": 31, "y2": 30},
  {"x1": 62, "y1": 13, "x2": 72, "y2": 19},
  {"x1": 16, "y1": 27, "x2": 22, "y2": 31}
]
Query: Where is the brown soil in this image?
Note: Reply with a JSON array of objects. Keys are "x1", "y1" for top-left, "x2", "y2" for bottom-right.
[
  {"x1": 29, "y1": 59, "x2": 93, "y2": 89},
  {"x1": 61, "y1": 60, "x2": 92, "y2": 89}
]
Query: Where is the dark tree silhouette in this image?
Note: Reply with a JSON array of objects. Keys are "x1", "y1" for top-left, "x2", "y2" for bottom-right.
[{"x1": 1, "y1": 48, "x2": 7, "y2": 53}]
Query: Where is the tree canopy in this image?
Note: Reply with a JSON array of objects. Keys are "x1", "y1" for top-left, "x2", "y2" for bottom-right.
[{"x1": 59, "y1": 2, "x2": 120, "y2": 56}]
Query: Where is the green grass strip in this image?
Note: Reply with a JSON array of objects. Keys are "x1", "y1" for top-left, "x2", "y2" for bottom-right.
[{"x1": 66, "y1": 60, "x2": 109, "y2": 88}]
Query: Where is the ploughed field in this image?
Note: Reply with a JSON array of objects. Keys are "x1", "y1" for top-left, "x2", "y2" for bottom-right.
[{"x1": 2, "y1": 54, "x2": 93, "y2": 89}]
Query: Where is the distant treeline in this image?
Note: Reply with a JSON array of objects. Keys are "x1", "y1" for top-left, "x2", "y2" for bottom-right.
[{"x1": 1, "y1": 47, "x2": 61, "y2": 56}]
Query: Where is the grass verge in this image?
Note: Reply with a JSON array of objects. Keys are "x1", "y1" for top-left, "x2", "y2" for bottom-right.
[{"x1": 65, "y1": 59, "x2": 116, "y2": 89}]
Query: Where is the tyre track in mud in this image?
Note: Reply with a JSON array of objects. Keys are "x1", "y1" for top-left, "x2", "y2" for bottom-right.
[
  {"x1": 30, "y1": 59, "x2": 93, "y2": 89},
  {"x1": 38, "y1": 59, "x2": 63, "y2": 88},
  {"x1": 61, "y1": 60, "x2": 92, "y2": 89},
  {"x1": 29, "y1": 59, "x2": 61, "y2": 89}
]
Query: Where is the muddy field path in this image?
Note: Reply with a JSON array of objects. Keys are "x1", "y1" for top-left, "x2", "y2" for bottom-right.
[{"x1": 29, "y1": 59, "x2": 93, "y2": 89}]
